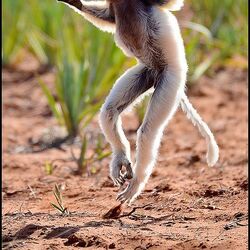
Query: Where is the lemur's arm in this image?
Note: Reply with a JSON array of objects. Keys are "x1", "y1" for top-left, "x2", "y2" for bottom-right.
[{"x1": 58, "y1": 0, "x2": 116, "y2": 33}]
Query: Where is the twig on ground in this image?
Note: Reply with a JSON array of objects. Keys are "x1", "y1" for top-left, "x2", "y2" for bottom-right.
[
  {"x1": 212, "y1": 229, "x2": 225, "y2": 242},
  {"x1": 212, "y1": 213, "x2": 248, "y2": 242},
  {"x1": 28, "y1": 185, "x2": 37, "y2": 198},
  {"x1": 224, "y1": 213, "x2": 248, "y2": 230},
  {"x1": 118, "y1": 203, "x2": 154, "y2": 218}
]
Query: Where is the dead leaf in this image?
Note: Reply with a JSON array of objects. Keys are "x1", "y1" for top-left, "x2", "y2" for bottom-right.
[{"x1": 102, "y1": 204, "x2": 123, "y2": 219}]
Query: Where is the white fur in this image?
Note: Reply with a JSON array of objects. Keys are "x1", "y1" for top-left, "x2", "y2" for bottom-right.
[
  {"x1": 116, "y1": 7, "x2": 218, "y2": 204},
  {"x1": 64, "y1": 1, "x2": 115, "y2": 33},
  {"x1": 180, "y1": 94, "x2": 219, "y2": 166},
  {"x1": 116, "y1": 8, "x2": 189, "y2": 203},
  {"x1": 99, "y1": 64, "x2": 149, "y2": 183},
  {"x1": 62, "y1": 0, "x2": 219, "y2": 204},
  {"x1": 162, "y1": 0, "x2": 184, "y2": 11},
  {"x1": 132, "y1": 8, "x2": 188, "y2": 181},
  {"x1": 99, "y1": 64, "x2": 147, "y2": 156},
  {"x1": 157, "y1": 9, "x2": 188, "y2": 74}
]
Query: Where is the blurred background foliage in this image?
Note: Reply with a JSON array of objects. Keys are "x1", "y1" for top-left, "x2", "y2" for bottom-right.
[
  {"x1": 183, "y1": 0, "x2": 248, "y2": 81},
  {"x1": 2, "y1": 0, "x2": 248, "y2": 135},
  {"x1": 3, "y1": 0, "x2": 247, "y2": 72}
]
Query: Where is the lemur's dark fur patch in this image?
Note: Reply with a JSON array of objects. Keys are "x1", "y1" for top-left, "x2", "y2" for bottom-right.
[
  {"x1": 143, "y1": 0, "x2": 170, "y2": 6},
  {"x1": 113, "y1": 1, "x2": 167, "y2": 71}
]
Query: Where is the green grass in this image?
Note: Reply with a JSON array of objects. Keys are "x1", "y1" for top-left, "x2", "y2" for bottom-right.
[
  {"x1": 190, "y1": 0, "x2": 247, "y2": 57},
  {"x1": 39, "y1": 41, "x2": 126, "y2": 137},
  {"x1": 184, "y1": 0, "x2": 248, "y2": 81},
  {"x1": 2, "y1": 1, "x2": 26, "y2": 65},
  {"x1": 2, "y1": 0, "x2": 247, "y2": 75},
  {"x1": 27, "y1": 1, "x2": 128, "y2": 137},
  {"x1": 51, "y1": 184, "x2": 69, "y2": 215},
  {"x1": 71, "y1": 134, "x2": 112, "y2": 174}
]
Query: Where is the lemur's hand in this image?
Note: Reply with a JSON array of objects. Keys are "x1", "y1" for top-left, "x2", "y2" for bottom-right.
[{"x1": 110, "y1": 151, "x2": 133, "y2": 187}]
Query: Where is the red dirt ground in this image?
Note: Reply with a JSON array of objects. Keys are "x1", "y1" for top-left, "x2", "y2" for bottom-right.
[{"x1": 2, "y1": 61, "x2": 248, "y2": 249}]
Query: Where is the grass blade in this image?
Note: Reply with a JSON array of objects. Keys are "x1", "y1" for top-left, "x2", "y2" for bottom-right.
[{"x1": 38, "y1": 79, "x2": 63, "y2": 125}]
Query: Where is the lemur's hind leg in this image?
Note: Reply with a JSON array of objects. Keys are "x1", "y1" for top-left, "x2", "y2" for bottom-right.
[
  {"x1": 99, "y1": 64, "x2": 155, "y2": 186},
  {"x1": 117, "y1": 69, "x2": 185, "y2": 203}
]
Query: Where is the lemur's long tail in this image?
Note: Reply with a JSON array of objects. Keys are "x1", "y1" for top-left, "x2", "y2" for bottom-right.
[{"x1": 180, "y1": 94, "x2": 219, "y2": 166}]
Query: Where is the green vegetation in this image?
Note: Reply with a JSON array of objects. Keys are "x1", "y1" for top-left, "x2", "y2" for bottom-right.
[
  {"x1": 3, "y1": 0, "x2": 247, "y2": 74},
  {"x1": 44, "y1": 161, "x2": 54, "y2": 175},
  {"x1": 71, "y1": 134, "x2": 111, "y2": 174},
  {"x1": 2, "y1": 0, "x2": 128, "y2": 138},
  {"x1": 191, "y1": 0, "x2": 247, "y2": 58},
  {"x1": 39, "y1": 52, "x2": 126, "y2": 137},
  {"x1": 51, "y1": 184, "x2": 69, "y2": 215},
  {"x1": 184, "y1": 0, "x2": 248, "y2": 82}
]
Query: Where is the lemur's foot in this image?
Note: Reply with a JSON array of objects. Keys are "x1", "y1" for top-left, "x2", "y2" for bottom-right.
[
  {"x1": 116, "y1": 177, "x2": 142, "y2": 204},
  {"x1": 110, "y1": 152, "x2": 133, "y2": 187}
]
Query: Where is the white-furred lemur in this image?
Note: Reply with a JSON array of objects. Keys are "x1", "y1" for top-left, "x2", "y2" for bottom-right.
[{"x1": 57, "y1": 0, "x2": 219, "y2": 204}]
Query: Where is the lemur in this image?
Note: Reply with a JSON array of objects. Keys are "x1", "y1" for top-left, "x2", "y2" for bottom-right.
[{"x1": 57, "y1": 0, "x2": 219, "y2": 204}]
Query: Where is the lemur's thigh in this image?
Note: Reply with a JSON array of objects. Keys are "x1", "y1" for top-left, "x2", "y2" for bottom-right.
[
  {"x1": 99, "y1": 64, "x2": 154, "y2": 185},
  {"x1": 101, "y1": 65, "x2": 154, "y2": 116}
]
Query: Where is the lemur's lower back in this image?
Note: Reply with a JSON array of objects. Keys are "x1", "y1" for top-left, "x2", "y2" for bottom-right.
[{"x1": 58, "y1": 0, "x2": 219, "y2": 204}]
